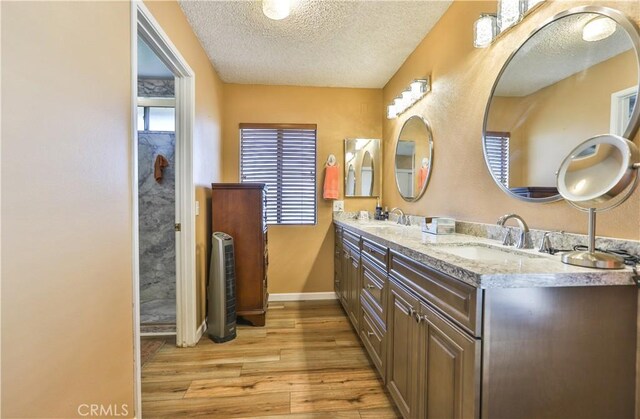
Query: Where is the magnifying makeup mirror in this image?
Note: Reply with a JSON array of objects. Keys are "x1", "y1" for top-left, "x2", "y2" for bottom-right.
[{"x1": 556, "y1": 134, "x2": 640, "y2": 269}]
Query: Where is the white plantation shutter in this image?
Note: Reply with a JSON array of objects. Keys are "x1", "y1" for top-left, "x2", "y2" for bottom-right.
[
  {"x1": 240, "y1": 124, "x2": 317, "y2": 225},
  {"x1": 485, "y1": 132, "x2": 510, "y2": 187}
]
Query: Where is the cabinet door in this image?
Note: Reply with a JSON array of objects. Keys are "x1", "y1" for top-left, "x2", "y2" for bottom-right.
[
  {"x1": 387, "y1": 279, "x2": 420, "y2": 418},
  {"x1": 418, "y1": 302, "x2": 480, "y2": 419},
  {"x1": 339, "y1": 248, "x2": 349, "y2": 310},
  {"x1": 334, "y1": 244, "x2": 342, "y2": 295},
  {"x1": 347, "y1": 251, "x2": 360, "y2": 328}
]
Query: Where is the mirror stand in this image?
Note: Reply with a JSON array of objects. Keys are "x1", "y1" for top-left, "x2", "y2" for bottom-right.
[
  {"x1": 561, "y1": 208, "x2": 625, "y2": 269},
  {"x1": 557, "y1": 134, "x2": 640, "y2": 270}
]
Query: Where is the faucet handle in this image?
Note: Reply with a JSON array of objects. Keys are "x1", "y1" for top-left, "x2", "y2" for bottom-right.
[
  {"x1": 502, "y1": 228, "x2": 515, "y2": 246},
  {"x1": 538, "y1": 231, "x2": 564, "y2": 254}
]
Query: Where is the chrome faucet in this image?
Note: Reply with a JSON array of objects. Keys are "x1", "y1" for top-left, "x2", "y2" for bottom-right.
[
  {"x1": 497, "y1": 214, "x2": 532, "y2": 249},
  {"x1": 390, "y1": 207, "x2": 410, "y2": 226}
]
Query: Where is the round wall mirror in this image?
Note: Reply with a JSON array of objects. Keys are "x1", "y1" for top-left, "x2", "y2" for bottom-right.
[
  {"x1": 556, "y1": 134, "x2": 639, "y2": 268},
  {"x1": 360, "y1": 151, "x2": 374, "y2": 196},
  {"x1": 394, "y1": 115, "x2": 434, "y2": 202},
  {"x1": 483, "y1": 6, "x2": 640, "y2": 203}
]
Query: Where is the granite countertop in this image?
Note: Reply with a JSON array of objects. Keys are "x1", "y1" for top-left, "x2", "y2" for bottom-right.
[{"x1": 334, "y1": 219, "x2": 636, "y2": 289}]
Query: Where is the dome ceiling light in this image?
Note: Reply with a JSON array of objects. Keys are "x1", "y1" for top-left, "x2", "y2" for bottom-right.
[{"x1": 263, "y1": 0, "x2": 290, "y2": 20}]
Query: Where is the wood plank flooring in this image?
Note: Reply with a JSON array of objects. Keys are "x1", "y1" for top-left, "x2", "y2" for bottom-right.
[{"x1": 142, "y1": 300, "x2": 400, "y2": 418}]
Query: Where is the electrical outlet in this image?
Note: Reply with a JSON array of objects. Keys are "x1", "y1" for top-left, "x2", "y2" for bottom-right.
[{"x1": 333, "y1": 200, "x2": 344, "y2": 212}]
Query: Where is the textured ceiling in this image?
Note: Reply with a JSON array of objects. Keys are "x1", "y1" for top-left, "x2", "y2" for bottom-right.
[
  {"x1": 138, "y1": 37, "x2": 173, "y2": 78},
  {"x1": 179, "y1": 0, "x2": 452, "y2": 88},
  {"x1": 495, "y1": 13, "x2": 635, "y2": 97}
]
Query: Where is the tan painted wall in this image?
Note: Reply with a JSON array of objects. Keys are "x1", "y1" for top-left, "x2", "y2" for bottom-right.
[
  {"x1": 222, "y1": 84, "x2": 382, "y2": 293},
  {"x1": 489, "y1": 49, "x2": 637, "y2": 187},
  {"x1": 143, "y1": 0, "x2": 224, "y2": 325},
  {"x1": 1, "y1": 1, "x2": 224, "y2": 416},
  {"x1": 1, "y1": 2, "x2": 134, "y2": 417},
  {"x1": 383, "y1": 0, "x2": 640, "y2": 240}
]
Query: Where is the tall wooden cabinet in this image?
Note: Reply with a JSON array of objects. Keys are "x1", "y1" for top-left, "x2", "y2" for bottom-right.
[{"x1": 211, "y1": 183, "x2": 268, "y2": 326}]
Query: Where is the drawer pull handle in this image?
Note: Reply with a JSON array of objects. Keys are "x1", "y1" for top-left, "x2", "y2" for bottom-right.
[
  {"x1": 408, "y1": 307, "x2": 416, "y2": 317},
  {"x1": 366, "y1": 331, "x2": 375, "y2": 337},
  {"x1": 366, "y1": 284, "x2": 376, "y2": 290},
  {"x1": 416, "y1": 313, "x2": 427, "y2": 324}
]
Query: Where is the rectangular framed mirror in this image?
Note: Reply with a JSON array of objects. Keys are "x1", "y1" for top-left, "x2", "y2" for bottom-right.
[{"x1": 344, "y1": 138, "x2": 381, "y2": 198}]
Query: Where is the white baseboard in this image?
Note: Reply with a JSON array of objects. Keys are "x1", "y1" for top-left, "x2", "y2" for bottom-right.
[
  {"x1": 269, "y1": 292, "x2": 338, "y2": 302},
  {"x1": 195, "y1": 319, "x2": 207, "y2": 342}
]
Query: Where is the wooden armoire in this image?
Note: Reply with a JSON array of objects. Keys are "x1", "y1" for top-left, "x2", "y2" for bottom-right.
[{"x1": 211, "y1": 183, "x2": 268, "y2": 326}]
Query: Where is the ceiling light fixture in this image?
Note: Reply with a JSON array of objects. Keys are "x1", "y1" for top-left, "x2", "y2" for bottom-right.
[
  {"x1": 582, "y1": 16, "x2": 617, "y2": 42},
  {"x1": 263, "y1": 0, "x2": 290, "y2": 20}
]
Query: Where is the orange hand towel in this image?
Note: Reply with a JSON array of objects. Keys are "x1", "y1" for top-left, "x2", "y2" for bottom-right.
[
  {"x1": 154, "y1": 155, "x2": 169, "y2": 182},
  {"x1": 323, "y1": 165, "x2": 339, "y2": 200},
  {"x1": 418, "y1": 166, "x2": 428, "y2": 188}
]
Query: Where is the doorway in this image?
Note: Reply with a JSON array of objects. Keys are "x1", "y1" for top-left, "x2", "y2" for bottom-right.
[
  {"x1": 132, "y1": 1, "x2": 198, "y2": 416},
  {"x1": 137, "y1": 37, "x2": 177, "y2": 335}
]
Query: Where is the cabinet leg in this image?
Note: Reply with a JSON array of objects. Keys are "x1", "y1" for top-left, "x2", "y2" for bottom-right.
[{"x1": 240, "y1": 313, "x2": 266, "y2": 327}]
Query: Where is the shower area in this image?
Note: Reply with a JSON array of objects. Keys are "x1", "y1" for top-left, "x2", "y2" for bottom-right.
[{"x1": 137, "y1": 37, "x2": 177, "y2": 335}]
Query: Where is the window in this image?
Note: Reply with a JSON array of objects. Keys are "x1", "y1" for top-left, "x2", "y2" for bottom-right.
[
  {"x1": 485, "y1": 132, "x2": 509, "y2": 187},
  {"x1": 240, "y1": 124, "x2": 317, "y2": 225},
  {"x1": 137, "y1": 97, "x2": 175, "y2": 132}
]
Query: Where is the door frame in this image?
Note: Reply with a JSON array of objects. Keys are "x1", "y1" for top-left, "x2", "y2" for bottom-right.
[{"x1": 131, "y1": 1, "x2": 198, "y2": 415}]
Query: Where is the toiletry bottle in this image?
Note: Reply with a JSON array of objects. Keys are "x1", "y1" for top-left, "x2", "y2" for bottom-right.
[
  {"x1": 375, "y1": 198, "x2": 382, "y2": 220},
  {"x1": 383, "y1": 206, "x2": 389, "y2": 220}
]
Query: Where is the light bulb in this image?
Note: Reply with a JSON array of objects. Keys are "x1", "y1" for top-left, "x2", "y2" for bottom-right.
[
  {"x1": 263, "y1": 0, "x2": 290, "y2": 20},
  {"x1": 582, "y1": 17, "x2": 617, "y2": 42},
  {"x1": 474, "y1": 14, "x2": 497, "y2": 48},
  {"x1": 497, "y1": 0, "x2": 525, "y2": 33},
  {"x1": 387, "y1": 104, "x2": 397, "y2": 119}
]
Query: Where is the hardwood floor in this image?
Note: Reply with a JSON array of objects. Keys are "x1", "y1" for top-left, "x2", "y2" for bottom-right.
[{"x1": 142, "y1": 300, "x2": 400, "y2": 418}]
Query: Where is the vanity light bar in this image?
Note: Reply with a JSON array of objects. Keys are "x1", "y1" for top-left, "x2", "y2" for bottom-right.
[
  {"x1": 474, "y1": 0, "x2": 545, "y2": 48},
  {"x1": 386, "y1": 77, "x2": 430, "y2": 119}
]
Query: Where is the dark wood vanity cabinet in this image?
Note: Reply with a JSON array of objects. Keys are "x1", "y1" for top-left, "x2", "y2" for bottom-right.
[
  {"x1": 335, "y1": 223, "x2": 637, "y2": 419},
  {"x1": 212, "y1": 183, "x2": 268, "y2": 326}
]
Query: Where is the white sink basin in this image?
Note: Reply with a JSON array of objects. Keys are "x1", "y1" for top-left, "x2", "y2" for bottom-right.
[{"x1": 433, "y1": 244, "x2": 544, "y2": 263}]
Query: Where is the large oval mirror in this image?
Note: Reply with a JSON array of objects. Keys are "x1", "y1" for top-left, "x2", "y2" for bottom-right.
[
  {"x1": 395, "y1": 116, "x2": 434, "y2": 201},
  {"x1": 483, "y1": 6, "x2": 640, "y2": 203}
]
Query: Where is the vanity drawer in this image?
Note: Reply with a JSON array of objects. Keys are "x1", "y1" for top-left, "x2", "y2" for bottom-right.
[
  {"x1": 343, "y1": 229, "x2": 361, "y2": 250},
  {"x1": 360, "y1": 298, "x2": 386, "y2": 380},
  {"x1": 390, "y1": 250, "x2": 482, "y2": 337},
  {"x1": 362, "y1": 237, "x2": 388, "y2": 270},
  {"x1": 361, "y1": 257, "x2": 386, "y2": 319}
]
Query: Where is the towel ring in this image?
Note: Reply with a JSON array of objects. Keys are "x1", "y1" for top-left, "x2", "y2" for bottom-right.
[{"x1": 326, "y1": 154, "x2": 337, "y2": 166}]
